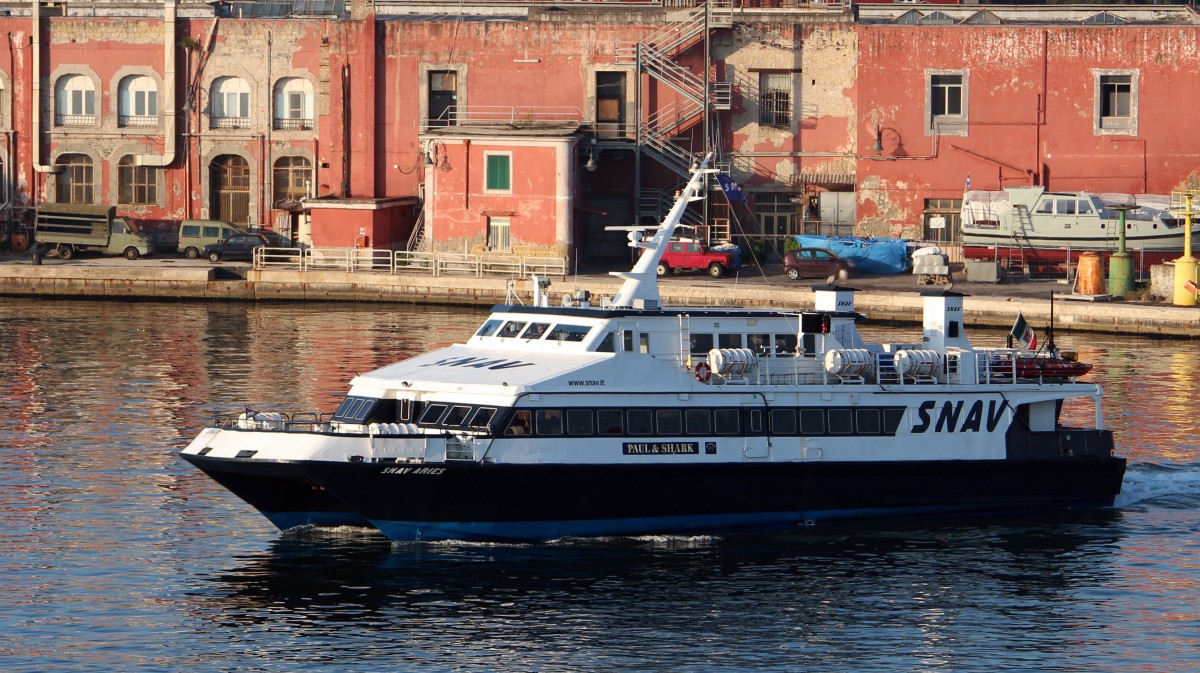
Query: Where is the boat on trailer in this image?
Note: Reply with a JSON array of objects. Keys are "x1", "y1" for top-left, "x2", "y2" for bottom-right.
[{"x1": 180, "y1": 155, "x2": 1126, "y2": 541}]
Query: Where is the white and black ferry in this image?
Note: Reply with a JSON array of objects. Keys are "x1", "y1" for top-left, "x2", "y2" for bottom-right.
[{"x1": 180, "y1": 156, "x2": 1126, "y2": 541}]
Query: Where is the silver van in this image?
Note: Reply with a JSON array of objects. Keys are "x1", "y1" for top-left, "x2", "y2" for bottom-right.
[{"x1": 177, "y1": 220, "x2": 245, "y2": 259}]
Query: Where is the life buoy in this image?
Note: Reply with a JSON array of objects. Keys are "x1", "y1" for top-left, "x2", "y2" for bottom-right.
[{"x1": 694, "y1": 361, "x2": 712, "y2": 383}]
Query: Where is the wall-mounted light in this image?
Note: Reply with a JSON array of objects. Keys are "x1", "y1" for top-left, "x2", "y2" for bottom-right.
[
  {"x1": 872, "y1": 126, "x2": 884, "y2": 153},
  {"x1": 584, "y1": 150, "x2": 598, "y2": 172}
]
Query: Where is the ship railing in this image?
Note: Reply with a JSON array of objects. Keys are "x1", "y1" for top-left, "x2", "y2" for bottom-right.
[
  {"x1": 976, "y1": 348, "x2": 1083, "y2": 384},
  {"x1": 216, "y1": 411, "x2": 334, "y2": 432}
]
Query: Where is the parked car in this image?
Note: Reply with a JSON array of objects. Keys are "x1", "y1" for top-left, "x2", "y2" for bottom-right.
[
  {"x1": 246, "y1": 227, "x2": 295, "y2": 249},
  {"x1": 653, "y1": 239, "x2": 741, "y2": 278},
  {"x1": 177, "y1": 219, "x2": 246, "y2": 259},
  {"x1": 784, "y1": 248, "x2": 852, "y2": 281},
  {"x1": 206, "y1": 233, "x2": 270, "y2": 262}
]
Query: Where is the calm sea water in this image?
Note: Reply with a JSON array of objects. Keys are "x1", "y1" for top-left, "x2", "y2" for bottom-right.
[{"x1": 1, "y1": 297, "x2": 1196, "y2": 673}]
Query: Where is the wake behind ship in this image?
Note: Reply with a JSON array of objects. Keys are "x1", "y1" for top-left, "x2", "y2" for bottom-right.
[{"x1": 180, "y1": 155, "x2": 1126, "y2": 542}]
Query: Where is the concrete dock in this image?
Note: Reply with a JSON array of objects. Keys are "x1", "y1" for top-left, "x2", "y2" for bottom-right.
[{"x1": 1, "y1": 257, "x2": 1196, "y2": 338}]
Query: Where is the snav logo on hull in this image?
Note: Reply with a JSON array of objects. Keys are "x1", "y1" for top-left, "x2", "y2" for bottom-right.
[
  {"x1": 912, "y1": 399, "x2": 1006, "y2": 433},
  {"x1": 420, "y1": 356, "x2": 535, "y2": 371}
]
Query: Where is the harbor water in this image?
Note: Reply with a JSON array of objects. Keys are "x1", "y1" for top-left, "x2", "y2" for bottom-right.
[{"x1": 1, "y1": 297, "x2": 1197, "y2": 673}]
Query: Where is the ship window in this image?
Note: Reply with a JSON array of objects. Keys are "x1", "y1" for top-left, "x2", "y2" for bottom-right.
[
  {"x1": 627, "y1": 409, "x2": 654, "y2": 435},
  {"x1": 548, "y1": 324, "x2": 590, "y2": 342},
  {"x1": 690, "y1": 333, "x2": 714, "y2": 355},
  {"x1": 718, "y1": 334, "x2": 743, "y2": 349},
  {"x1": 622, "y1": 330, "x2": 634, "y2": 352},
  {"x1": 799, "y1": 409, "x2": 825, "y2": 435},
  {"x1": 419, "y1": 403, "x2": 448, "y2": 425},
  {"x1": 598, "y1": 409, "x2": 624, "y2": 434},
  {"x1": 505, "y1": 410, "x2": 531, "y2": 435},
  {"x1": 856, "y1": 408, "x2": 881, "y2": 434},
  {"x1": 714, "y1": 409, "x2": 740, "y2": 435},
  {"x1": 639, "y1": 333, "x2": 650, "y2": 354},
  {"x1": 884, "y1": 408, "x2": 905, "y2": 434},
  {"x1": 656, "y1": 409, "x2": 683, "y2": 435},
  {"x1": 770, "y1": 408, "x2": 797, "y2": 435},
  {"x1": 596, "y1": 333, "x2": 615, "y2": 353},
  {"x1": 476, "y1": 319, "x2": 503, "y2": 337},
  {"x1": 774, "y1": 334, "x2": 798, "y2": 356},
  {"x1": 1078, "y1": 200, "x2": 1094, "y2": 215},
  {"x1": 748, "y1": 334, "x2": 771, "y2": 355},
  {"x1": 535, "y1": 409, "x2": 563, "y2": 436},
  {"x1": 468, "y1": 407, "x2": 496, "y2": 428},
  {"x1": 497, "y1": 321, "x2": 526, "y2": 338},
  {"x1": 685, "y1": 409, "x2": 711, "y2": 435},
  {"x1": 333, "y1": 395, "x2": 380, "y2": 423},
  {"x1": 828, "y1": 409, "x2": 854, "y2": 435},
  {"x1": 520, "y1": 322, "x2": 550, "y2": 339},
  {"x1": 443, "y1": 405, "x2": 472, "y2": 426},
  {"x1": 566, "y1": 409, "x2": 594, "y2": 436},
  {"x1": 1035, "y1": 200, "x2": 1054, "y2": 215},
  {"x1": 748, "y1": 409, "x2": 763, "y2": 433},
  {"x1": 1056, "y1": 199, "x2": 1076, "y2": 215},
  {"x1": 801, "y1": 334, "x2": 817, "y2": 356},
  {"x1": 398, "y1": 398, "x2": 413, "y2": 422}
]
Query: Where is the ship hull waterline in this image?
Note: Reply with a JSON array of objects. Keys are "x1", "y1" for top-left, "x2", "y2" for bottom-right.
[{"x1": 280, "y1": 456, "x2": 1129, "y2": 542}]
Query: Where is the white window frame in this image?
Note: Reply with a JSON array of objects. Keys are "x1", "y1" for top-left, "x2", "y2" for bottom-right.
[
  {"x1": 1094, "y1": 69, "x2": 1137, "y2": 136},
  {"x1": 274, "y1": 77, "x2": 314, "y2": 130},
  {"x1": 487, "y1": 216, "x2": 512, "y2": 251},
  {"x1": 211, "y1": 77, "x2": 251, "y2": 129},
  {"x1": 118, "y1": 75, "x2": 158, "y2": 127},
  {"x1": 55, "y1": 74, "x2": 96, "y2": 126},
  {"x1": 925, "y1": 69, "x2": 968, "y2": 137}
]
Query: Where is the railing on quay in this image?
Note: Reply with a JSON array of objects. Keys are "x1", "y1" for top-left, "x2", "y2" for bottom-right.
[{"x1": 254, "y1": 246, "x2": 567, "y2": 279}]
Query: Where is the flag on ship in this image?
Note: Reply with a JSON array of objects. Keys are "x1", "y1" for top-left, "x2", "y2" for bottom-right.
[
  {"x1": 1011, "y1": 313, "x2": 1038, "y2": 351},
  {"x1": 717, "y1": 174, "x2": 747, "y2": 202}
]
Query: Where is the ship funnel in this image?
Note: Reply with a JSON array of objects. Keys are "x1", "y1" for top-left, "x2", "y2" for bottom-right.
[
  {"x1": 813, "y1": 285, "x2": 857, "y2": 313},
  {"x1": 921, "y1": 290, "x2": 971, "y2": 351}
]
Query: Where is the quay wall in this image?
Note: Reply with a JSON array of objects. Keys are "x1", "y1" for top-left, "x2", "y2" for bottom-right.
[{"x1": 0, "y1": 265, "x2": 1196, "y2": 339}]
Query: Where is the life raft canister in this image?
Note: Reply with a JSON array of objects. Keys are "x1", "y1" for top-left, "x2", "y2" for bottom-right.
[{"x1": 694, "y1": 361, "x2": 712, "y2": 383}]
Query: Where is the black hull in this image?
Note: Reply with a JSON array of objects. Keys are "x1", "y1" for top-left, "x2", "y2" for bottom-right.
[
  {"x1": 180, "y1": 453, "x2": 371, "y2": 530},
  {"x1": 297, "y1": 456, "x2": 1128, "y2": 542}
]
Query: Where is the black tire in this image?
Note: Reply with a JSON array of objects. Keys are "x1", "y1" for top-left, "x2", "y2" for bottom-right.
[
  {"x1": 124, "y1": 247, "x2": 140, "y2": 260},
  {"x1": 58, "y1": 245, "x2": 73, "y2": 260},
  {"x1": 835, "y1": 268, "x2": 850, "y2": 281},
  {"x1": 656, "y1": 263, "x2": 669, "y2": 277},
  {"x1": 707, "y1": 262, "x2": 725, "y2": 279},
  {"x1": 786, "y1": 268, "x2": 800, "y2": 280},
  {"x1": 208, "y1": 251, "x2": 222, "y2": 263},
  {"x1": 185, "y1": 247, "x2": 199, "y2": 259}
]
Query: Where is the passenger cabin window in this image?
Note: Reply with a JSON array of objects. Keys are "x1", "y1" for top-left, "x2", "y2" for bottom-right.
[
  {"x1": 627, "y1": 409, "x2": 653, "y2": 435},
  {"x1": 799, "y1": 409, "x2": 825, "y2": 435},
  {"x1": 443, "y1": 405, "x2": 472, "y2": 427},
  {"x1": 714, "y1": 409, "x2": 740, "y2": 435},
  {"x1": 520, "y1": 323, "x2": 549, "y2": 339},
  {"x1": 748, "y1": 334, "x2": 771, "y2": 355},
  {"x1": 774, "y1": 334, "x2": 798, "y2": 355},
  {"x1": 622, "y1": 330, "x2": 634, "y2": 352},
  {"x1": 597, "y1": 409, "x2": 623, "y2": 434},
  {"x1": 685, "y1": 409, "x2": 711, "y2": 435},
  {"x1": 333, "y1": 395, "x2": 382, "y2": 423},
  {"x1": 770, "y1": 408, "x2": 797, "y2": 434},
  {"x1": 468, "y1": 407, "x2": 496, "y2": 428},
  {"x1": 828, "y1": 409, "x2": 853, "y2": 435},
  {"x1": 656, "y1": 409, "x2": 683, "y2": 435},
  {"x1": 505, "y1": 410, "x2": 531, "y2": 435},
  {"x1": 639, "y1": 333, "x2": 650, "y2": 354},
  {"x1": 547, "y1": 324, "x2": 590, "y2": 342},
  {"x1": 690, "y1": 333, "x2": 714, "y2": 355},
  {"x1": 476, "y1": 319, "x2": 503, "y2": 337},
  {"x1": 419, "y1": 403, "x2": 448, "y2": 425},
  {"x1": 535, "y1": 409, "x2": 563, "y2": 435},
  {"x1": 497, "y1": 321, "x2": 526, "y2": 338},
  {"x1": 718, "y1": 334, "x2": 743, "y2": 349},
  {"x1": 566, "y1": 409, "x2": 594, "y2": 436}
]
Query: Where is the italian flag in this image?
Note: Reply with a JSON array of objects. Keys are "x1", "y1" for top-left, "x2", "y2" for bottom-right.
[{"x1": 1011, "y1": 312, "x2": 1038, "y2": 351}]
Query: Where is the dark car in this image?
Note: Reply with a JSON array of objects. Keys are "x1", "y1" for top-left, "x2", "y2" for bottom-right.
[
  {"x1": 247, "y1": 228, "x2": 295, "y2": 248},
  {"x1": 784, "y1": 248, "x2": 852, "y2": 281},
  {"x1": 206, "y1": 233, "x2": 270, "y2": 262}
]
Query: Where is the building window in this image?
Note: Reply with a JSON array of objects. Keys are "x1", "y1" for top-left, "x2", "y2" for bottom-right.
[
  {"x1": 55, "y1": 154, "x2": 94, "y2": 204},
  {"x1": 1096, "y1": 71, "x2": 1136, "y2": 134},
  {"x1": 754, "y1": 192, "x2": 799, "y2": 255},
  {"x1": 55, "y1": 75, "x2": 96, "y2": 127},
  {"x1": 758, "y1": 73, "x2": 791, "y2": 127},
  {"x1": 118, "y1": 75, "x2": 158, "y2": 128},
  {"x1": 927, "y1": 71, "x2": 967, "y2": 136},
  {"x1": 428, "y1": 71, "x2": 458, "y2": 126},
  {"x1": 273, "y1": 156, "x2": 311, "y2": 206},
  {"x1": 487, "y1": 216, "x2": 511, "y2": 251},
  {"x1": 118, "y1": 155, "x2": 158, "y2": 205},
  {"x1": 485, "y1": 153, "x2": 511, "y2": 192},
  {"x1": 922, "y1": 198, "x2": 962, "y2": 243},
  {"x1": 273, "y1": 78, "x2": 313, "y2": 130},
  {"x1": 211, "y1": 77, "x2": 251, "y2": 129}
]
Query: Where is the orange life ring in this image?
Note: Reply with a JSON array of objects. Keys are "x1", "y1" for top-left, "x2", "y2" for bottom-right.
[{"x1": 694, "y1": 361, "x2": 712, "y2": 383}]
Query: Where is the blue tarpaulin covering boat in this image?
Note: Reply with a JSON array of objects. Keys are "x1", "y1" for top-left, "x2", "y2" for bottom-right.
[{"x1": 794, "y1": 235, "x2": 911, "y2": 275}]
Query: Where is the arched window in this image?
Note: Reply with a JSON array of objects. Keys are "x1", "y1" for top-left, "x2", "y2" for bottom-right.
[
  {"x1": 55, "y1": 154, "x2": 94, "y2": 203},
  {"x1": 118, "y1": 155, "x2": 158, "y2": 205},
  {"x1": 118, "y1": 75, "x2": 158, "y2": 127},
  {"x1": 211, "y1": 77, "x2": 251, "y2": 129},
  {"x1": 210, "y1": 155, "x2": 252, "y2": 224},
  {"x1": 273, "y1": 156, "x2": 311, "y2": 205},
  {"x1": 55, "y1": 75, "x2": 96, "y2": 127},
  {"x1": 273, "y1": 78, "x2": 313, "y2": 130}
]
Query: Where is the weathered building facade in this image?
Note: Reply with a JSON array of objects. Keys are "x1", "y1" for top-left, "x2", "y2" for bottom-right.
[{"x1": 1, "y1": 1, "x2": 1197, "y2": 261}]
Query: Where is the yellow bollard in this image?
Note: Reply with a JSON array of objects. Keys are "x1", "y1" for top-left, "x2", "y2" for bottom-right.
[{"x1": 1173, "y1": 193, "x2": 1198, "y2": 306}]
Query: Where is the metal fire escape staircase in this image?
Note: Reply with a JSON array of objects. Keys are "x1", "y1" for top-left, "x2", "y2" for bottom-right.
[{"x1": 615, "y1": 2, "x2": 733, "y2": 238}]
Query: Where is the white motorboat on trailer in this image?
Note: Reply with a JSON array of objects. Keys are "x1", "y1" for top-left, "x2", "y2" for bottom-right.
[{"x1": 180, "y1": 155, "x2": 1125, "y2": 541}]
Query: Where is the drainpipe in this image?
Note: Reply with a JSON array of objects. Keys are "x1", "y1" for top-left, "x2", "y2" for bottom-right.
[
  {"x1": 136, "y1": 0, "x2": 177, "y2": 168},
  {"x1": 31, "y1": 0, "x2": 59, "y2": 178},
  {"x1": 341, "y1": 64, "x2": 350, "y2": 197}
]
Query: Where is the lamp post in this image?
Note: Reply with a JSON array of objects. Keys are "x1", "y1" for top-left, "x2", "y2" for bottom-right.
[{"x1": 1106, "y1": 203, "x2": 1136, "y2": 298}]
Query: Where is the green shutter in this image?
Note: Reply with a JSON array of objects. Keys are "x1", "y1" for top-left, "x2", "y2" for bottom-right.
[{"x1": 486, "y1": 154, "x2": 511, "y2": 191}]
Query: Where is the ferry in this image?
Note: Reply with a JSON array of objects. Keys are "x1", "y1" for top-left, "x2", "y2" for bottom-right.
[
  {"x1": 180, "y1": 156, "x2": 1126, "y2": 541},
  {"x1": 961, "y1": 187, "x2": 1198, "y2": 268}
]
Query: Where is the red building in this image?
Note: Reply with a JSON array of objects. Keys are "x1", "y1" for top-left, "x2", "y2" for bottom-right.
[{"x1": 1, "y1": 1, "x2": 1198, "y2": 261}]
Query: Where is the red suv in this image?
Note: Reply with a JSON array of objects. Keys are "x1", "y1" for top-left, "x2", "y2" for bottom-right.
[
  {"x1": 654, "y1": 240, "x2": 741, "y2": 278},
  {"x1": 784, "y1": 248, "x2": 852, "y2": 281}
]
